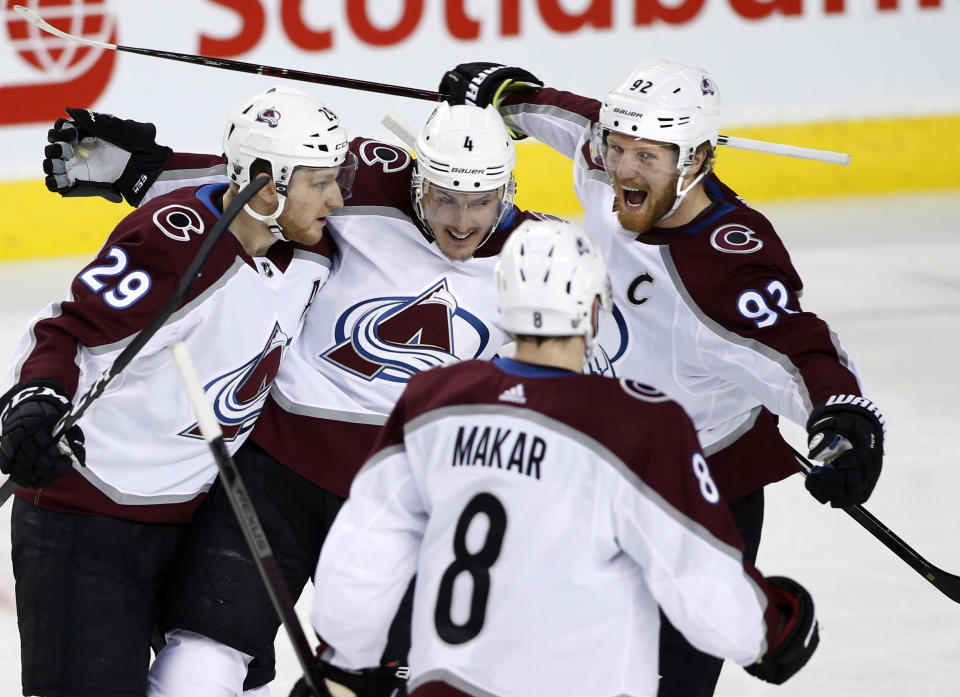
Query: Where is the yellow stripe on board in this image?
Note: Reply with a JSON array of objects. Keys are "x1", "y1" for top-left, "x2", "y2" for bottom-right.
[
  {"x1": 513, "y1": 113, "x2": 960, "y2": 217},
  {"x1": 3, "y1": 179, "x2": 127, "y2": 262},
  {"x1": 2, "y1": 113, "x2": 958, "y2": 262}
]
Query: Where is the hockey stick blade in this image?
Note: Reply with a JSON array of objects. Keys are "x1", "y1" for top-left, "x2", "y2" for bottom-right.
[
  {"x1": 0, "y1": 177, "x2": 268, "y2": 507},
  {"x1": 792, "y1": 447, "x2": 960, "y2": 604},
  {"x1": 170, "y1": 341, "x2": 322, "y2": 694},
  {"x1": 13, "y1": 5, "x2": 442, "y2": 102}
]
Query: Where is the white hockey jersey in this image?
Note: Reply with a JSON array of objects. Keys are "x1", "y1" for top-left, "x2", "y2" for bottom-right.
[
  {"x1": 313, "y1": 358, "x2": 783, "y2": 697},
  {"x1": 8, "y1": 183, "x2": 331, "y2": 522},
  {"x1": 146, "y1": 141, "x2": 555, "y2": 496},
  {"x1": 498, "y1": 89, "x2": 866, "y2": 499}
]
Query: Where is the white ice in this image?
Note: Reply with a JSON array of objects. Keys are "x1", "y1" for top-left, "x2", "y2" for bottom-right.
[{"x1": 0, "y1": 192, "x2": 957, "y2": 696}]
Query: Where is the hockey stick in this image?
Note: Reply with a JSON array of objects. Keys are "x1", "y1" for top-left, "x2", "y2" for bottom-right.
[
  {"x1": 15, "y1": 4, "x2": 850, "y2": 166},
  {"x1": 791, "y1": 447, "x2": 960, "y2": 603},
  {"x1": 169, "y1": 341, "x2": 322, "y2": 695},
  {"x1": 0, "y1": 176, "x2": 269, "y2": 506},
  {"x1": 12, "y1": 4, "x2": 439, "y2": 103}
]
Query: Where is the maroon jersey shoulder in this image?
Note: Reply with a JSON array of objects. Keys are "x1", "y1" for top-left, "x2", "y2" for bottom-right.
[
  {"x1": 665, "y1": 175, "x2": 861, "y2": 401},
  {"x1": 345, "y1": 136, "x2": 416, "y2": 218},
  {"x1": 396, "y1": 359, "x2": 743, "y2": 548},
  {"x1": 501, "y1": 87, "x2": 601, "y2": 123},
  {"x1": 401, "y1": 360, "x2": 698, "y2": 477},
  {"x1": 17, "y1": 185, "x2": 248, "y2": 391},
  {"x1": 667, "y1": 179, "x2": 803, "y2": 333}
]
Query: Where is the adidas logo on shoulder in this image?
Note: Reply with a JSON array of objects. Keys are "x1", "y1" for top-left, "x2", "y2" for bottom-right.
[{"x1": 499, "y1": 383, "x2": 526, "y2": 404}]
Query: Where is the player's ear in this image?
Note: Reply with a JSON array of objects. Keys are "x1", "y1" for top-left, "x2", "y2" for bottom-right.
[
  {"x1": 253, "y1": 173, "x2": 278, "y2": 205},
  {"x1": 687, "y1": 143, "x2": 709, "y2": 181}
]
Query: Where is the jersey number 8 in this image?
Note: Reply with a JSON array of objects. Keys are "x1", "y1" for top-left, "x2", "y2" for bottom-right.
[{"x1": 435, "y1": 492, "x2": 507, "y2": 645}]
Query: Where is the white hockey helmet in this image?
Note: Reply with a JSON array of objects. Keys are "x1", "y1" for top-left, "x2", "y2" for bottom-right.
[
  {"x1": 496, "y1": 219, "x2": 612, "y2": 359},
  {"x1": 223, "y1": 85, "x2": 357, "y2": 238},
  {"x1": 591, "y1": 60, "x2": 720, "y2": 218},
  {"x1": 412, "y1": 102, "x2": 517, "y2": 248}
]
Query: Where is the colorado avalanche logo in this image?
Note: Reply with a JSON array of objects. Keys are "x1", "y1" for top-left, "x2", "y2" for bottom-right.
[
  {"x1": 700, "y1": 77, "x2": 716, "y2": 96},
  {"x1": 710, "y1": 224, "x2": 763, "y2": 254},
  {"x1": 322, "y1": 279, "x2": 490, "y2": 383},
  {"x1": 256, "y1": 108, "x2": 281, "y2": 128},
  {"x1": 179, "y1": 323, "x2": 290, "y2": 441}
]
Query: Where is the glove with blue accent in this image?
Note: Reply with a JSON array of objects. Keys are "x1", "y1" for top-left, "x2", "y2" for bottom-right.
[{"x1": 805, "y1": 395, "x2": 885, "y2": 508}]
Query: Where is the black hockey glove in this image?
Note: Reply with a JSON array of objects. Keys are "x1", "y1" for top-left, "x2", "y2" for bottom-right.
[
  {"x1": 804, "y1": 395, "x2": 885, "y2": 508},
  {"x1": 745, "y1": 576, "x2": 819, "y2": 685},
  {"x1": 289, "y1": 660, "x2": 408, "y2": 697},
  {"x1": 43, "y1": 107, "x2": 172, "y2": 207},
  {"x1": 0, "y1": 379, "x2": 85, "y2": 489},
  {"x1": 439, "y1": 62, "x2": 543, "y2": 109}
]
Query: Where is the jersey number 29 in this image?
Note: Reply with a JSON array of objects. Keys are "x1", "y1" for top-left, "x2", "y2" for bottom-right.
[{"x1": 435, "y1": 492, "x2": 507, "y2": 645}]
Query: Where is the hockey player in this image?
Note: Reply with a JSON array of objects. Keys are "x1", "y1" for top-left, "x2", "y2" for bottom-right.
[
  {"x1": 0, "y1": 85, "x2": 352, "y2": 697},
  {"x1": 301, "y1": 219, "x2": 820, "y2": 697},
  {"x1": 41, "y1": 102, "x2": 557, "y2": 694},
  {"x1": 437, "y1": 60, "x2": 885, "y2": 697}
]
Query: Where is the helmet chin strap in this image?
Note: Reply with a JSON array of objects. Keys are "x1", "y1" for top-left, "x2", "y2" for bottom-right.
[
  {"x1": 243, "y1": 194, "x2": 288, "y2": 241},
  {"x1": 656, "y1": 163, "x2": 707, "y2": 224}
]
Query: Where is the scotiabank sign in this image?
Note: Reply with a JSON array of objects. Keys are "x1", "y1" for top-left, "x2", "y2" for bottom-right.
[
  {"x1": 0, "y1": 0, "x2": 949, "y2": 128},
  {"x1": 197, "y1": 0, "x2": 947, "y2": 55}
]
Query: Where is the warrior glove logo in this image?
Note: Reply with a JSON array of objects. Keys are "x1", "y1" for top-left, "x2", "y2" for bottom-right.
[{"x1": 322, "y1": 278, "x2": 491, "y2": 383}]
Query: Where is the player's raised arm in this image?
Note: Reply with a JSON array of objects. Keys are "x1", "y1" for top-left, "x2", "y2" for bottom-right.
[
  {"x1": 43, "y1": 108, "x2": 226, "y2": 206},
  {"x1": 440, "y1": 62, "x2": 598, "y2": 161}
]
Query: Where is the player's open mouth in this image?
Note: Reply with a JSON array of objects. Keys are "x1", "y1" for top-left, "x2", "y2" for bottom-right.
[
  {"x1": 446, "y1": 229, "x2": 475, "y2": 242},
  {"x1": 621, "y1": 186, "x2": 648, "y2": 210}
]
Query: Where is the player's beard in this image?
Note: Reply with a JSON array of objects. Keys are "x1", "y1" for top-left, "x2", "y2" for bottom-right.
[
  {"x1": 276, "y1": 212, "x2": 326, "y2": 246},
  {"x1": 612, "y1": 178, "x2": 678, "y2": 234}
]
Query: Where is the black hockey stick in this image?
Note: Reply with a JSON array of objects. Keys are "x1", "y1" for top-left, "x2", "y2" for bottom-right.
[
  {"x1": 169, "y1": 341, "x2": 322, "y2": 695},
  {"x1": 0, "y1": 176, "x2": 268, "y2": 506},
  {"x1": 792, "y1": 447, "x2": 960, "y2": 603},
  {"x1": 14, "y1": 5, "x2": 849, "y2": 165},
  {"x1": 13, "y1": 5, "x2": 442, "y2": 103}
]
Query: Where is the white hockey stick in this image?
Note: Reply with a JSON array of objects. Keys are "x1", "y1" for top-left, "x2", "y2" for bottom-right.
[
  {"x1": 381, "y1": 112, "x2": 418, "y2": 150},
  {"x1": 718, "y1": 135, "x2": 850, "y2": 166},
  {"x1": 16, "y1": 4, "x2": 850, "y2": 167}
]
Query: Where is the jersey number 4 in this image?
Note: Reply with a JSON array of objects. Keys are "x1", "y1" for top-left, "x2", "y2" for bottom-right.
[{"x1": 435, "y1": 492, "x2": 507, "y2": 645}]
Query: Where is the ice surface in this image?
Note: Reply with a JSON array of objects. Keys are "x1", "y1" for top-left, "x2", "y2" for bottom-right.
[{"x1": 0, "y1": 192, "x2": 957, "y2": 695}]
